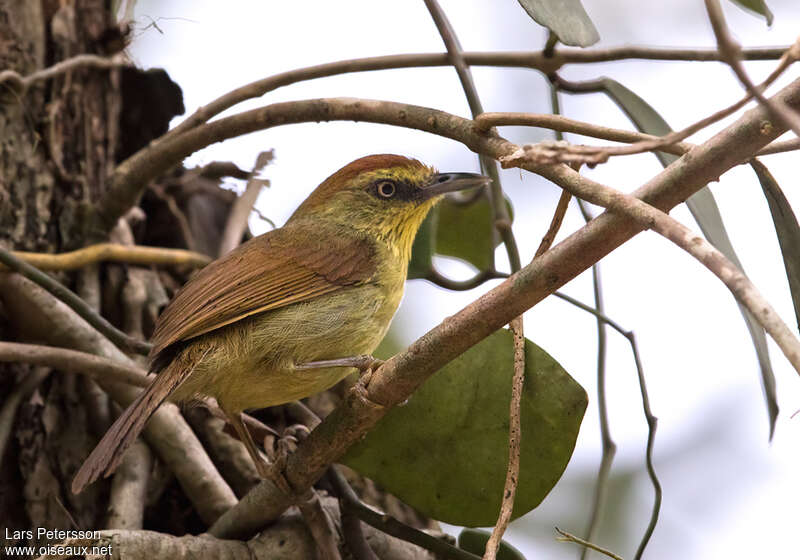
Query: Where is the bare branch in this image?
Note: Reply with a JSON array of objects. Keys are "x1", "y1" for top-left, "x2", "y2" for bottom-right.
[
  {"x1": 208, "y1": 77, "x2": 800, "y2": 538},
  {"x1": 0, "y1": 54, "x2": 129, "y2": 96},
  {"x1": 500, "y1": 153, "x2": 800, "y2": 376},
  {"x1": 94, "y1": 42, "x2": 789, "y2": 233},
  {"x1": 167, "y1": 46, "x2": 787, "y2": 136},
  {"x1": 553, "y1": 44, "x2": 796, "y2": 164},
  {"x1": 4, "y1": 243, "x2": 210, "y2": 272}
]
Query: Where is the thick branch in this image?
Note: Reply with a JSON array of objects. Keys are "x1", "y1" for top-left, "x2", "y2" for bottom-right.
[{"x1": 209, "y1": 78, "x2": 800, "y2": 538}]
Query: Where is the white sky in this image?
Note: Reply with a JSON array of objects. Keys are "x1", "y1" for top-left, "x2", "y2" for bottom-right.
[{"x1": 129, "y1": 1, "x2": 800, "y2": 558}]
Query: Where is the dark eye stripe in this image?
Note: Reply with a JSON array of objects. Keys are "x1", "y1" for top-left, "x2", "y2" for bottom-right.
[{"x1": 368, "y1": 179, "x2": 421, "y2": 202}]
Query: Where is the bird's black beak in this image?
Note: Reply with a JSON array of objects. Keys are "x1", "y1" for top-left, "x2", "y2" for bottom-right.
[{"x1": 422, "y1": 172, "x2": 492, "y2": 199}]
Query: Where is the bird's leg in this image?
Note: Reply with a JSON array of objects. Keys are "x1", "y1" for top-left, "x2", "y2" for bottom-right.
[
  {"x1": 224, "y1": 410, "x2": 293, "y2": 496},
  {"x1": 297, "y1": 355, "x2": 386, "y2": 407},
  {"x1": 295, "y1": 354, "x2": 384, "y2": 376}
]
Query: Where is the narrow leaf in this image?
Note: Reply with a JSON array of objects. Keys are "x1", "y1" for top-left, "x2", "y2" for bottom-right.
[
  {"x1": 751, "y1": 159, "x2": 800, "y2": 331},
  {"x1": 344, "y1": 329, "x2": 587, "y2": 526},
  {"x1": 599, "y1": 78, "x2": 778, "y2": 436},
  {"x1": 516, "y1": 0, "x2": 599, "y2": 47},
  {"x1": 458, "y1": 528, "x2": 527, "y2": 560},
  {"x1": 727, "y1": 0, "x2": 774, "y2": 25}
]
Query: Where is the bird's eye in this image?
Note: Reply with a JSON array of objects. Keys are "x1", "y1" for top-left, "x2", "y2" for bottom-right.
[{"x1": 376, "y1": 180, "x2": 397, "y2": 199}]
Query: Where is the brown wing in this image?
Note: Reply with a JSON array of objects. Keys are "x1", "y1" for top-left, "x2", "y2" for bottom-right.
[{"x1": 148, "y1": 222, "x2": 376, "y2": 367}]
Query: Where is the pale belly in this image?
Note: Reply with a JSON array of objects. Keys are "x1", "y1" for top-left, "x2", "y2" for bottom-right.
[{"x1": 170, "y1": 282, "x2": 401, "y2": 412}]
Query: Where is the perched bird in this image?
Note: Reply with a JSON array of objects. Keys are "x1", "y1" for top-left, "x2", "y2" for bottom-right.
[{"x1": 72, "y1": 154, "x2": 489, "y2": 494}]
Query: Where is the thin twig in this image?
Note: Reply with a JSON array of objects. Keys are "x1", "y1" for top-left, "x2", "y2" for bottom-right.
[
  {"x1": 0, "y1": 53, "x2": 129, "y2": 95},
  {"x1": 704, "y1": 1, "x2": 800, "y2": 138},
  {"x1": 0, "y1": 246, "x2": 152, "y2": 355},
  {"x1": 477, "y1": 111, "x2": 800, "y2": 159},
  {"x1": 549, "y1": 85, "x2": 619, "y2": 557},
  {"x1": 577, "y1": 200, "x2": 616, "y2": 560},
  {"x1": 422, "y1": 4, "x2": 524, "y2": 556},
  {"x1": 425, "y1": 268, "x2": 507, "y2": 291},
  {"x1": 475, "y1": 111, "x2": 692, "y2": 157},
  {"x1": 552, "y1": 43, "x2": 796, "y2": 164},
  {"x1": 630, "y1": 329, "x2": 661, "y2": 560},
  {"x1": 5, "y1": 243, "x2": 210, "y2": 271},
  {"x1": 166, "y1": 45, "x2": 787, "y2": 136},
  {"x1": 484, "y1": 315, "x2": 524, "y2": 560},
  {"x1": 555, "y1": 528, "x2": 624, "y2": 560},
  {"x1": 536, "y1": 190, "x2": 572, "y2": 255}
]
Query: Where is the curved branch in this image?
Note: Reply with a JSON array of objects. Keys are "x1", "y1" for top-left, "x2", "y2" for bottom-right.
[
  {"x1": 94, "y1": 97, "x2": 513, "y2": 233},
  {"x1": 6, "y1": 243, "x2": 210, "y2": 271},
  {"x1": 93, "y1": 42, "x2": 790, "y2": 234},
  {"x1": 208, "y1": 77, "x2": 800, "y2": 538},
  {"x1": 169, "y1": 46, "x2": 787, "y2": 135},
  {"x1": 424, "y1": 268, "x2": 507, "y2": 291}
]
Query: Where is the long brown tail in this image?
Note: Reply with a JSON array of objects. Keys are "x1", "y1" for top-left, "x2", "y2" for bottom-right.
[{"x1": 71, "y1": 361, "x2": 191, "y2": 494}]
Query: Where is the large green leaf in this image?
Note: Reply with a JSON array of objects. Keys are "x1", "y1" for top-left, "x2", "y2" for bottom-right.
[
  {"x1": 727, "y1": 0, "x2": 774, "y2": 25},
  {"x1": 458, "y1": 528, "x2": 527, "y2": 560},
  {"x1": 599, "y1": 77, "x2": 779, "y2": 436},
  {"x1": 751, "y1": 159, "x2": 800, "y2": 332},
  {"x1": 343, "y1": 329, "x2": 587, "y2": 526},
  {"x1": 517, "y1": 0, "x2": 599, "y2": 47}
]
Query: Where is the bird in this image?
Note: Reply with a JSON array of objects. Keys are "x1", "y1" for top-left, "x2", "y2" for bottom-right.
[{"x1": 72, "y1": 154, "x2": 489, "y2": 494}]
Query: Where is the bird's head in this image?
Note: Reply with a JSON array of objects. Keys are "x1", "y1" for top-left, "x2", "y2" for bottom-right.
[{"x1": 289, "y1": 154, "x2": 490, "y2": 260}]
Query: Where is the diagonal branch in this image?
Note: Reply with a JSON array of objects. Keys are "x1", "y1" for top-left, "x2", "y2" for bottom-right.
[{"x1": 207, "y1": 77, "x2": 800, "y2": 538}]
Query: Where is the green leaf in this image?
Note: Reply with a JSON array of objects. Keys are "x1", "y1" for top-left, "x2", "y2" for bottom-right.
[
  {"x1": 516, "y1": 0, "x2": 600, "y2": 47},
  {"x1": 599, "y1": 77, "x2": 779, "y2": 437},
  {"x1": 751, "y1": 159, "x2": 800, "y2": 331},
  {"x1": 409, "y1": 210, "x2": 436, "y2": 279},
  {"x1": 343, "y1": 329, "x2": 587, "y2": 526},
  {"x1": 411, "y1": 192, "x2": 512, "y2": 275},
  {"x1": 435, "y1": 191, "x2": 507, "y2": 271},
  {"x1": 458, "y1": 528, "x2": 527, "y2": 560},
  {"x1": 727, "y1": 0, "x2": 774, "y2": 25}
]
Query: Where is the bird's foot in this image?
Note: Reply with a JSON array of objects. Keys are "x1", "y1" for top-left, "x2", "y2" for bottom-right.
[{"x1": 257, "y1": 424, "x2": 311, "y2": 498}]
